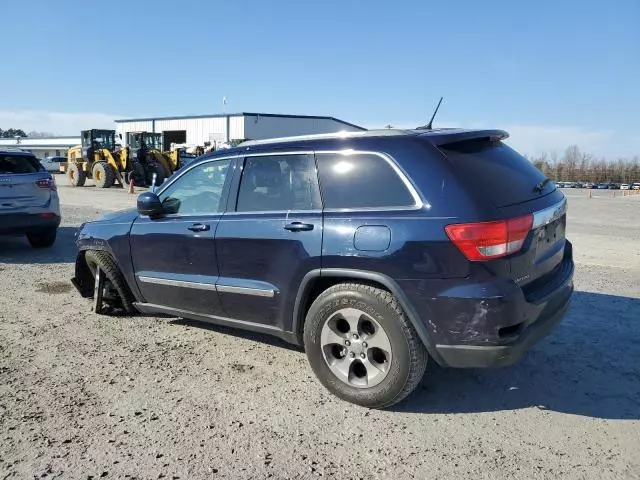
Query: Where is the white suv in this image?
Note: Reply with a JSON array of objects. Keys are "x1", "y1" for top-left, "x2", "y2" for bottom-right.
[{"x1": 0, "y1": 148, "x2": 61, "y2": 248}]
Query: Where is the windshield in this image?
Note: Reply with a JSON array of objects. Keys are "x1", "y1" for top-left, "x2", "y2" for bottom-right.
[
  {"x1": 143, "y1": 133, "x2": 162, "y2": 150},
  {"x1": 83, "y1": 130, "x2": 115, "y2": 150},
  {"x1": 128, "y1": 133, "x2": 162, "y2": 150}
]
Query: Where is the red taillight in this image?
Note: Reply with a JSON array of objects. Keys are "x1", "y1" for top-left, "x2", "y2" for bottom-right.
[
  {"x1": 36, "y1": 177, "x2": 56, "y2": 190},
  {"x1": 445, "y1": 214, "x2": 533, "y2": 261}
]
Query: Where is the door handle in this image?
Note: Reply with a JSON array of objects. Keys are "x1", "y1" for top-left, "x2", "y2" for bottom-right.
[
  {"x1": 188, "y1": 223, "x2": 210, "y2": 232},
  {"x1": 284, "y1": 222, "x2": 314, "y2": 232}
]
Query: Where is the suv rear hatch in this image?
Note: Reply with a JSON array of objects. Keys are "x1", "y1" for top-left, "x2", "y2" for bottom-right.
[
  {"x1": 0, "y1": 153, "x2": 55, "y2": 211},
  {"x1": 436, "y1": 134, "x2": 568, "y2": 290}
]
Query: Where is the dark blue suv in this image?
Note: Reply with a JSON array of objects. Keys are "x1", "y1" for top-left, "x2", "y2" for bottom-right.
[{"x1": 72, "y1": 129, "x2": 574, "y2": 408}]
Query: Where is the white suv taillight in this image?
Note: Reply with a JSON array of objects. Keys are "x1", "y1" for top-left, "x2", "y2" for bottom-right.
[
  {"x1": 445, "y1": 214, "x2": 533, "y2": 261},
  {"x1": 36, "y1": 176, "x2": 56, "y2": 190}
]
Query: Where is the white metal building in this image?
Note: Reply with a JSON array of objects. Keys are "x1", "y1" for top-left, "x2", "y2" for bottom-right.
[
  {"x1": 0, "y1": 113, "x2": 364, "y2": 158},
  {"x1": 0, "y1": 136, "x2": 79, "y2": 159},
  {"x1": 115, "y1": 112, "x2": 365, "y2": 149}
]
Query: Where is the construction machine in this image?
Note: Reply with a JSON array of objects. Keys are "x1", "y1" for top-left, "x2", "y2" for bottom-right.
[
  {"x1": 126, "y1": 131, "x2": 203, "y2": 185},
  {"x1": 62, "y1": 129, "x2": 130, "y2": 188},
  {"x1": 62, "y1": 129, "x2": 203, "y2": 188},
  {"x1": 125, "y1": 132, "x2": 173, "y2": 187}
]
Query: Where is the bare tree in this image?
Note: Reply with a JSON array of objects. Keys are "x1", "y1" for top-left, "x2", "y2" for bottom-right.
[
  {"x1": 27, "y1": 131, "x2": 55, "y2": 138},
  {"x1": 529, "y1": 147, "x2": 639, "y2": 184}
]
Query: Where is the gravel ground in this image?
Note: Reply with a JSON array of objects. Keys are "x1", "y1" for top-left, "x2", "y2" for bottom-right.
[{"x1": 1, "y1": 181, "x2": 639, "y2": 479}]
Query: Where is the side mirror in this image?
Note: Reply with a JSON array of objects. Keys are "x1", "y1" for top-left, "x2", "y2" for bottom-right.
[{"x1": 137, "y1": 192, "x2": 163, "y2": 218}]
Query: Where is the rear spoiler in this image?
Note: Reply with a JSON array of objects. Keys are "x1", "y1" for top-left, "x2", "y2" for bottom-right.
[{"x1": 418, "y1": 129, "x2": 509, "y2": 147}]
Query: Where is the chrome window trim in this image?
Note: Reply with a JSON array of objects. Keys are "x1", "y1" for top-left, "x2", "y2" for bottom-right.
[
  {"x1": 222, "y1": 209, "x2": 323, "y2": 217},
  {"x1": 156, "y1": 149, "x2": 426, "y2": 215},
  {"x1": 239, "y1": 151, "x2": 315, "y2": 157},
  {"x1": 314, "y1": 149, "x2": 424, "y2": 212},
  {"x1": 216, "y1": 284, "x2": 276, "y2": 298},
  {"x1": 532, "y1": 197, "x2": 567, "y2": 229},
  {"x1": 137, "y1": 276, "x2": 217, "y2": 291}
]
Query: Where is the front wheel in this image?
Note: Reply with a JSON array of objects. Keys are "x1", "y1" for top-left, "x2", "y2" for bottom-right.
[
  {"x1": 68, "y1": 163, "x2": 86, "y2": 187},
  {"x1": 303, "y1": 283, "x2": 428, "y2": 409},
  {"x1": 146, "y1": 162, "x2": 166, "y2": 187},
  {"x1": 84, "y1": 250, "x2": 136, "y2": 315},
  {"x1": 92, "y1": 162, "x2": 116, "y2": 188}
]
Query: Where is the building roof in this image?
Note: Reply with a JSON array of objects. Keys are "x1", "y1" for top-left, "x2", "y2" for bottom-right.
[
  {"x1": 114, "y1": 112, "x2": 366, "y2": 131},
  {"x1": 0, "y1": 136, "x2": 79, "y2": 148}
]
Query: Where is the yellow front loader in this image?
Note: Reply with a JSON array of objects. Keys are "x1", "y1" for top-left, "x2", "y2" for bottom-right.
[
  {"x1": 126, "y1": 132, "x2": 203, "y2": 185},
  {"x1": 62, "y1": 129, "x2": 128, "y2": 188}
]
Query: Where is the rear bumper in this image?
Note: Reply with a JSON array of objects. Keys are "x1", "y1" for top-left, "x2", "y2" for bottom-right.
[
  {"x1": 435, "y1": 286, "x2": 572, "y2": 367},
  {"x1": 402, "y1": 242, "x2": 575, "y2": 368},
  {"x1": 0, "y1": 213, "x2": 61, "y2": 235}
]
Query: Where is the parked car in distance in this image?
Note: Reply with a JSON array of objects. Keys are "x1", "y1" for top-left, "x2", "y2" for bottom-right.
[
  {"x1": 620, "y1": 184, "x2": 630, "y2": 190},
  {"x1": 632, "y1": 183, "x2": 640, "y2": 190},
  {"x1": 572, "y1": 182, "x2": 584, "y2": 188},
  {"x1": 597, "y1": 183, "x2": 609, "y2": 189},
  {"x1": 70, "y1": 128, "x2": 574, "y2": 408},
  {"x1": 0, "y1": 148, "x2": 61, "y2": 248},
  {"x1": 608, "y1": 183, "x2": 620, "y2": 190},
  {"x1": 40, "y1": 156, "x2": 67, "y2": 173},
  {"x1": 583, "y1": 182, "x2": 594, "y2": 189}
]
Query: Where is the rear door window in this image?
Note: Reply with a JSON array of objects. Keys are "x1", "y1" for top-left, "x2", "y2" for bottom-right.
[
  {"x1": 0, "y1": 154, "x2": 42, "y2": 174},
  {"x1": 316, "y1": 152, "x2": 415, "y2": 209},
  {"x1": 438, "y1": 138, "x2": 555, "y2": 208},
  {"x1": 236, "y1": 154, "x2": 322, "y2": 212}
]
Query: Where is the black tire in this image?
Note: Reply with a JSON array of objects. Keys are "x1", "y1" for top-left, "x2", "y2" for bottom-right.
[
  {"x1": 146, "y1": 162, "x2": 166, "y2": 187},
  {"x1": 303, "y1": 283, "x2": 428, "y2": 409},
  {"x1": 84, "y1": 250, "x2": 136, "y2": 315},
  {"x1": 129, "y1": 161, "x2": 148, "y2": 187},
  {"x1": 92, "y1": 162, "x2": 116, "y2": 188},
  {"x1": 27, "y1": 228, "x2": 57, "y2": 248},
  {"x1": 68, "y1": 163, "x2": 86, "y2": 187}
]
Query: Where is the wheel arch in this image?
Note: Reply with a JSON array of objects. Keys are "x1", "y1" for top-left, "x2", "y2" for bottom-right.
[
  {"x1": 291, "y1": 268, "x2": 443, "y2": 364},
  {"x1": 72, "y1": 246, "x2": 113, "y2": 298}
]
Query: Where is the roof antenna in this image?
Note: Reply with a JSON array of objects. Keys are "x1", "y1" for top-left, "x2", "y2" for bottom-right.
[{"x1": 417, "y1": 97, "x2": 443, "y2": 130}]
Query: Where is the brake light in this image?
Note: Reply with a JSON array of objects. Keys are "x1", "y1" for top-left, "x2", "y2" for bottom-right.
[
  {"x1": 36, "y1": 177, "x2": 56, "y2": 190},
  {"x1": 445, "y1": 214, "x2": 533, "y2": 261}
]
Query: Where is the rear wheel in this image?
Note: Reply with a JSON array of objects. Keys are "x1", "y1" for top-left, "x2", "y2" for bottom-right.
[
  {"x1": 84, "y1": 250, "x2": 136, "y2": 315},
  {"x1": 129, "y1": 161, "x2": 148, "y2": 187},
  {"x1": 304, "y1": 283, "x2": 428, "y2": 408},
  {"x1": 146, "y1": 162, "x2": 166, "y2": 187},
  {"x1": 68, "y1": 163, "x2": 86, "y2": 187},
  {"x1": 93, "y1": 162, "x2": 116, "y2": 188},
  {"x1": 27, "y1": 228, "x2": 57, "y2": 248}
]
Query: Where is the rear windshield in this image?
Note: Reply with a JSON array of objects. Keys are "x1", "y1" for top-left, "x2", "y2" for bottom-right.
[
  {"x1": 0, "y1": 154, "x2": 42, "y2": 174},
  {"x1": 438, "y1": 138, "x2": 555, "y2": 208}
]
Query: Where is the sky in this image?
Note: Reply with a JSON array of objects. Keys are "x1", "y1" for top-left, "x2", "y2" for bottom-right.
[{"x1": 2, "y1": 0, "x2": 638, "y2": 158}]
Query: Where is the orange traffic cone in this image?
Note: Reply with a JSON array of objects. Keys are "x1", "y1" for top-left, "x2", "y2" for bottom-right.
[{"x1": 588, "y1": 190, "x2": 592, "y2": 199}]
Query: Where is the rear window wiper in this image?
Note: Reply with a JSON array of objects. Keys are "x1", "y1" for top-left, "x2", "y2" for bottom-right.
[{"x1": 534, "y1": 178, "x2": 551, "y2": 193}]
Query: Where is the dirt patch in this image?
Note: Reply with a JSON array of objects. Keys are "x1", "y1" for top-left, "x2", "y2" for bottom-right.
[
  {"x1": 230, "y1": 363, "x2": 255, "y2": 373},
  {"x1": 35, "y1": 281, "x2": 73, "y2": 294},
  {"x1": 0, "y1": 190, "x2": 639, "y2": 479}
]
